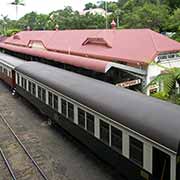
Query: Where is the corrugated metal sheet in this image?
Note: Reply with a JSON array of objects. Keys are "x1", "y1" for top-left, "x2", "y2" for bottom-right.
[
  {"x1": 0, "y1": 43, "x2": 108, "y2": 73},
  {"x1": 3, "y1": 29, "x2": 180, "y2": 64}
]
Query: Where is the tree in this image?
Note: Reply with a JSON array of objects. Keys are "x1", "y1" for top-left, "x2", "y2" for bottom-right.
[
  {"x1": 97, "y1": 1, "x2": 118, "y2": 12},
  {"x1": 17, "y1": 12, "x2": 48, "y2": 30},
  {"x1": 84, "y1": 2, "x2": 97, "y2": 10},
  {"x1": 164, "y1": 0, "x2": 180, "y2": 10},
  {"x1": 121, "y1": 3, "x2": 169, "y2": 32},
  {"x1": 146, "y1": 64, "x2": 180, "y2": 104},
  {"x1": 10, "y1": 0, "x2": 25, "y2": 19},
  {"x1": 168, "y1": 8, "x2": 180, "y2": 32},
  {"x1": 117, "y1": 0, "x2": 128, "y2": 7}
]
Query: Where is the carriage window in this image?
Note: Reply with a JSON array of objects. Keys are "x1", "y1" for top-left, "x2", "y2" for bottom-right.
[
  {"x1": 32, "y1": 83, "x2": 36, "y2": 96},
  {"x1": 21, "y1": 77, "x2": 27, "y2": 89},
  {"x1": 130, "y1": 136, "x2": 143, "y2": 167},
  {"x1": 100, "y1": 120, "x2": 109, "y2": 145},
  {"x1": 0, "y1": 66, "x2": 2, "y2": 73},
  {"x1": 21, "y1": 77, "x2": 24, "y2": 87},
  {"x1": 86, "y1": 113, "x2": 94, "y2": 135},
  {"x1": 48, "y1": 92, "x2": 53, "y2": 107},
  {"x1": 42, "y1": 88, "x2": 46, "y2": 103},
  {"x1": 28, "y1": 81, "x2": 32, "y2": 92},
  {"x1": 17, "y1": 73, "x2": 20, "y2": 85},
  {"x1": 54, "y1": 95, "x2": 58, "y2": 111},
  {"x1": 61, "y1": 99, "x2": 67, "y2": 116},
  {"x1": 4, "y1": 68, "x2": 8, "y2": 76},
  {"x1": 9, "y1": 71, "x2": 12, "y2": 78},
  {"x1": 68, "y1": 102, "x2": 74, "y2": 121},
  {"x1": 78, "y1": 108, "x2": 85, "y2": 129},
  {"x1": 38, "y1": 86, "x2": 42, "y2": 99},
  {"x1": 24, "y1": 79, "x2": 27, "y2": 90},
  {"x1": 111, "y1": 126, "x2": 122, "y2": 153}
]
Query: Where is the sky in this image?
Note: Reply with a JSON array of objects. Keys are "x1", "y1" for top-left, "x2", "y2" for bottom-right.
[{"x1": 0, "y1": 0, "x2": 105, "y2": 20}]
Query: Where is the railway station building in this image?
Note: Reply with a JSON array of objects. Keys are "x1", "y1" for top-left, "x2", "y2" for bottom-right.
[{"x1": 0, "y1": 28, "x2": 180, "y2": 94}]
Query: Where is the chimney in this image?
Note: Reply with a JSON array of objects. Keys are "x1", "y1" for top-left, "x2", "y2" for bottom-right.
[
  {"x1": 27, "y1": 26, "x2": 31, "y2": 31},
  {"x1": 55, "y1": 24, "x2": 59, "y2": 31},
  {"x1": 111, "y1": 20, "x2": 116, "y2": 30}
]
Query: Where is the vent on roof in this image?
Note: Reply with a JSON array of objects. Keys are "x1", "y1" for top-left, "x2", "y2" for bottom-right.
[
  {"x1": 28, "y1": 40, "x2": 46, "y2": 50},
  {"x1": 13, "y1": 35, "x2": 20, "y2": 40},
  {"x1": 82, "y1": 37, "x2": 112, "y2": 48}
]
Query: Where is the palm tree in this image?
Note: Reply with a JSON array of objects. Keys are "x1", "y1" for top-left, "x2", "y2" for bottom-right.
[
  {"x1": 146, "y1": 63, "x2": 180, "y2": 104},
  {"x1": 10, "y1": 0, "x2": 25, "y2": 19}
]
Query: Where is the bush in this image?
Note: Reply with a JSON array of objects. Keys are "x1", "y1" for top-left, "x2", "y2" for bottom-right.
[{"x1": 6, "y1": 29, "x2": 21, "y2": 36}]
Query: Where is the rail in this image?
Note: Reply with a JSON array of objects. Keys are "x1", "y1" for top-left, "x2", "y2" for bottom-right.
[
  {"x1": 0, "y1": 148, "x2": 17, "y2": 180},
  {"x1": 0, "y1": 113, "x2": 49, "y2": 180}
]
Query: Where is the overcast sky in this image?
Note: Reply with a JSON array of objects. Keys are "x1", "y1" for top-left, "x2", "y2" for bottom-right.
[{"x1": 0, "y1": 0, "x2": 106, "y2": 20}]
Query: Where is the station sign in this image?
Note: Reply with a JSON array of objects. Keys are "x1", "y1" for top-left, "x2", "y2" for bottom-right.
[{"x1": 116, "y1": 79, "x2": 141, "y2": 88}]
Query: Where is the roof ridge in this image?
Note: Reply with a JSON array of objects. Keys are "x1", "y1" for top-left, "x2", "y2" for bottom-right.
[{"x1": 148, "y1": 29, "x2": 158, "y2": 53}]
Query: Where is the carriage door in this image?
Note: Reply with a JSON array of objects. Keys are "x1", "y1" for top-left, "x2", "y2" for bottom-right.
[{"x1": 152, "y1": 147, "x2": 170, "y2": 180}]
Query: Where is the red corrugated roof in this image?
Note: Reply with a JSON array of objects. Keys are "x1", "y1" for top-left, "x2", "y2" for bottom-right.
[
  {"x1": 0, "y1": 36, "x2": 7, "y2": 43},
  {"x1": 3, "y1": 29, "x2": 180, "y2": 64},
  {"x1": 0, "y1": 43, "x2": 108, "y2": 73}
]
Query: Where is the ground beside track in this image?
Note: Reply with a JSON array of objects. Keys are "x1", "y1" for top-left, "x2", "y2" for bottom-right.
[{"x1": 0, "y1": 81, "x2": 125, "y2": 180}]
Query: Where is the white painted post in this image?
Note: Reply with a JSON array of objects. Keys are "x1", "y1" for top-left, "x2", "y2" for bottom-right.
[
  {"x1": 143, "y1": 143, "x2": 152, "y2": 173},
  {"x1": 171, "y1": 155, "x2": 176, "y2": 180},
  {"x1": 95, "y1": 117, "x2": 100, "y2": 139},
  {"x1": 123, "y1": 131, "x2": 129, "y2": 158},
  {"x1": 74, "y1": 104, "x2": 78, "y2": 125},
  {"x1": 58, "y1": 96, "x2": 61, "y2": 114},
  {"x1": 46, "y1": 90, "x2": 48, "y2": 105}
]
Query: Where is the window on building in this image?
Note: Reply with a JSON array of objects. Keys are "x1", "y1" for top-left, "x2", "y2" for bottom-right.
[
  {"x1": 130, "y1": 136, "x2": 143, "y2": 167},
  {"x1": 61, "y1": 99, "x2": 67, "y2": 116},
  {"x1": 68, "y1": 102, "x2": 74, "y2": 121},
  {"x1": 48, "y1": 92, "x2": 53, "y2": 107},
  {"x1": 111, "y1": 126, "x2": 122, "y2": 153},
  {"x1": 42, "y1": 88, "x2": 46, "y2": 103},
  {"x1": 32, "y1": 83, "x2": 36, "y2": 96},
  {"x1": 86, "y1": 112, "x2": 94, "y2": 135},
  {"x1": 78, "y1": 108, "x2": 85, "y2": 129},
  {"x1": 100, "y1": 120, "x2": 109, "y2": 145},
  {"x1": 168, "y1": 54, "x2": 175, "y2": 59},
  {"x1": 54, "y1": 95, "x2": 58, "y2": 111}
]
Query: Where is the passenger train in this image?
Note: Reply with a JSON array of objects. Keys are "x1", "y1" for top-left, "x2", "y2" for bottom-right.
[{"x1": 0, "y1": 52, "x2": 180, "y2": 180}]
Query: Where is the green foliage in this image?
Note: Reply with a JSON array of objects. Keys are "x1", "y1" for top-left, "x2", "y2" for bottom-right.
[
  {"x1": 151, "y1": 91, "x2": 169, "y2": 101},
  {"x1": 6, "y1": 28, "x2": 21, "y2": 36},
  {"x1": 121, "y1": 3, "x2": 169, "y2": 32},
  {"x1": 84, "y1": 2, "x2": 97, "y2": 10},
  {"x1": 146, "y1": 65, "x2": 180, "y2": 105},
  {"x1": 171, "y1": 32, "x2": 180, "y2": 42},
  {"x1": 17, "y1": 12, "x2": 48, "y2": 30},
  {"x1": 164, "y1": 0, "x2": 180, "y2": 10},
  {"x1": 168, "y1": 8, "x2": 180, "y2": 31},
  {"x1": 10, "y1": 0, "x2": 25, "y2": 5}
]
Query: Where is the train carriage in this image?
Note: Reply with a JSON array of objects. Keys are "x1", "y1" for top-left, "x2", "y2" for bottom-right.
[
  {"x1": 14, "y1": 61, "x2": 180, "y2": 180},
  {"x1": 0, "y1": 53, "x2": 26, "y2": 88}
]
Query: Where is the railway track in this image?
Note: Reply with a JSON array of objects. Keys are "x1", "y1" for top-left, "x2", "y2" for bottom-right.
[{"x1": 0, "y1": 113, "x2": 49, "y2": 180}]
